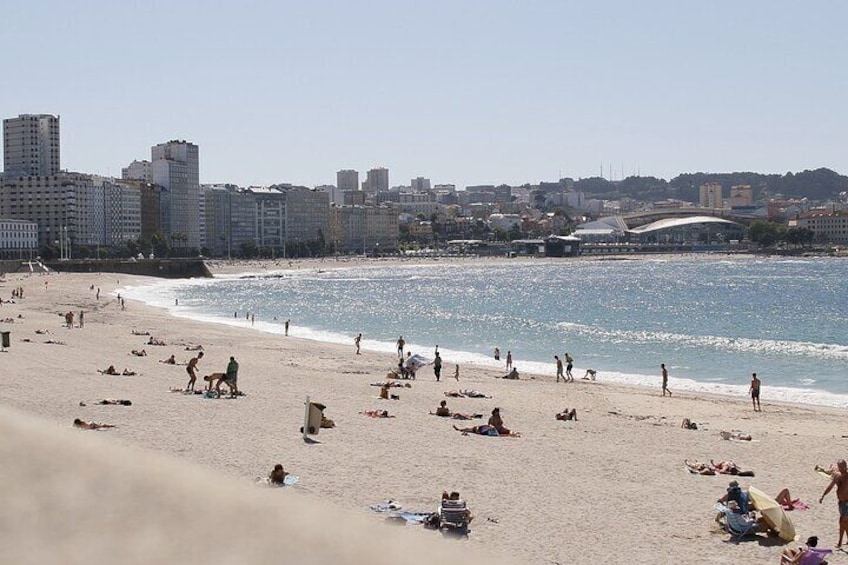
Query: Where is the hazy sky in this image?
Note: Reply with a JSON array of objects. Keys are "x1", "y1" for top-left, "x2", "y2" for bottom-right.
[{"x1": 2, "y1": 1, "x2": 846, "y2": 188}]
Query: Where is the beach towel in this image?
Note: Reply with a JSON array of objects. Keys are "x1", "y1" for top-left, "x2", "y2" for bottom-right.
[
  {"x1": 369, "y1": 500, "x2": 402, "y2": 513},
  {"x1": 783, "y1": 500, "x2": 810, "y2": 511},
  {"x1": 256, "y1": 475, "x2": 299, "y2": 487},
  {"x1": 387, "y1": 511, "x2": 433, "y2": 524}
]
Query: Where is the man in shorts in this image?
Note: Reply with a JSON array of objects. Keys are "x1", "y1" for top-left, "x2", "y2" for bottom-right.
[
  {"x1": 185, "y1": 351, "x2": 204, "y2": 391},
  {"x1": 820, "y1": 459, "x2": 848, "y2": 547},
  {"x1": 749, "y1": 373, "x2": 761, "y2": 411}
]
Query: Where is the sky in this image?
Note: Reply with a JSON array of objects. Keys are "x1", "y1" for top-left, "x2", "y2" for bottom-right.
[{"x1": 2, "y1": 1, "x2": 846, "y2": 189}]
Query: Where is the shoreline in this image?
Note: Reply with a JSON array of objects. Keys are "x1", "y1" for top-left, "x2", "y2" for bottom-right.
[
  {"x1": 1, "y1": 266, "x2": 846, "y2": 564},
  {"x1": 121, "y1": 255, "x2": 848, "y2": 411}
]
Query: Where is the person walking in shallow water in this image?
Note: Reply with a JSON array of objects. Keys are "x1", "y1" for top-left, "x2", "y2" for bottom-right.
[
  {"x1": 505, "y1": 350, "x2": 512, "y2": 371},
  {"x1": 750, "y1": 373, "x2": 761, "y2": 411},
  {"x1": 661, "y1": 363, "x2": 672, "y2": 397},
  {"x1": 555, "y1": 355, "x2": 564, "y2": 383},
  {"x1": 564, "y1": 352, "x2": 574, "y2": 382}
]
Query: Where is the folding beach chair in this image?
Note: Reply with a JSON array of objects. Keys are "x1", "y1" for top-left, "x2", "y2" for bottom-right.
[
  {"x1": 439, "y1": 499, "x2": 470, "y2": 538},
  {"x1": 715, "y1": 503, "x2": 760, "y2": 541}
]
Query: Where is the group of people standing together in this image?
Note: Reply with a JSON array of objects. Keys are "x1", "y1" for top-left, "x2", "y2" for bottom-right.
[{"x1": 554, "y1": 353, "x2": 574, "y2": 383}]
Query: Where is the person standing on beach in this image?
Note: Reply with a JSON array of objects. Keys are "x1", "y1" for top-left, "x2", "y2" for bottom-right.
[
  {"x1": 78, "y1": 310, "x2": 84, "y2": 328},
  {"x1": 354, "y1": 333, "x2": 362, "y2": 355},
  {"x1": 555, "y1": 355, "x2": 564, "y2": 383},
  {"x1": 750, "y1": 373, "x2": 761, "y2": 411},
  {"x1": 284, "y1": 319, "x2": 290, "y2": 336},
  {"x1": 454, "y1": 364, "x2": 460, "y2": 381},
  {"x1": 186, "y1": 351, "x2": 204, "y2": 391},
  {"x1": 565, "y1": 353, "x2": 574, "y2": 382},
  {"x1": 434, "y1": 351, "x2": 442, "y2": 382},
  {"x1": 661, "y1": 363, "x2": 672, "y2": 397},
  {"x1": 506, "y1": 350, "x2": 512, "y2": 371},
  {"x1": 396, "y1": 336, "x2": 405, "y2": 360},
  {"x1": 494, "y1": 347, "x2": 500, "y2": 361},
  {"x1": 819, "y1": 459, "x2": 848, "y2": 547}
]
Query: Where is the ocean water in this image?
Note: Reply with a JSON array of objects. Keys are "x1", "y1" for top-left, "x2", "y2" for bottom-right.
[{"x1": 121, "y1": 257, "x2": 848, "y2": 408}]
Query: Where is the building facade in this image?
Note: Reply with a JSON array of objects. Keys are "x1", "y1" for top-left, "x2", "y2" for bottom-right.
[
  {"x1": 699, "y1": 182, "x2": 723, "y2": 208},
  {"x1": 151, "y1": 140, "x2": 200, "y2": 250},
  {"x1": 3, "y1": 114, "x2": 60, "y2": 177},
  {"x1": 336, "y1": 169, "x2": 359, "y2": 191},
  {"x1": 285, "y1": 187, "x2": 329, "y2": 245},
  {"x1": 0, "y1": 218, "x2": 38, "y2": 259},
  {"x1": 328, "y1": 205, "x2": 398, "y2": 254},
  {"x1": 122, "y1": 160, "x2": 152, "y2": 182},
  {"x1": 793, "y1": 210, "x2": 848, "y2": 244},
  {"x1": 363, "y1": 167, "x2": 389, "y2": 193}
]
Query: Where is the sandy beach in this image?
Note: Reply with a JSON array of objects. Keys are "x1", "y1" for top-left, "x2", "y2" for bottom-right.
[{"x1": 1, "y1": 259, "x2": 845, "y2": 564}]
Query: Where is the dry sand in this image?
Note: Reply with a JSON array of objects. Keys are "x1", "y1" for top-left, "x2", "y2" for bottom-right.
[{"x1": 0, "y1": 261, "x2": 845, "y2": 564}]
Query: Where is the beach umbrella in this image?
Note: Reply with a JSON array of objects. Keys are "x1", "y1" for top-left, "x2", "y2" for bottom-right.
[{"x1": 747, "y1": 486, "x2": 795, "y2": 542}]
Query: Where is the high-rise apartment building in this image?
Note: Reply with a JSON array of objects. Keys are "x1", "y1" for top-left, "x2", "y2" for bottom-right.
[
  {"x1": 151, "y1": 140, "x2": 200, "y2": 250},
  {"x1": 363, "y1": 167, "x2": 389, "y2": 193},
  {"x1": 699, "y1": 182, "x2": 723, "y2": 208},
  {"x1": 337, "y1": 169, "x2": 359, "y2": 191},
  {"x1": 411, "y1": 177, "x2": 431, "y2": 191},
  {"x1": 3, "y1": 114, "x2": 60, "y2": 176}
]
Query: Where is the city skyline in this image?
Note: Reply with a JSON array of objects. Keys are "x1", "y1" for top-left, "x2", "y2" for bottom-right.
[{"x1": 2, "y1": 2, "x2": 846, "y2": 188}]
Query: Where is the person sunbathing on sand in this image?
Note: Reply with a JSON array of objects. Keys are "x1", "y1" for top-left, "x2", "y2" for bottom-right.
[
  {"x1": 121, "y1": 368, "x2": 136, "y2": 376},
  {"x1": 556, "y1": 408, "x2": 578, "y2": 421},
  {"x1": 681, "y1": 418, "x2": 698, "y2": 430},
  {"x1": 685, "y1": 459, "x2": 716, "y2": 475},
  {"x1": 775, "y1": 488, "x2": 806, "y2": 510},
  {"x1": 361, "y1": 410, "x2": 395, "y2": 418},
  {"x1": 147, "y1": 337, "x2": 166, "y2": 346},
  {"x1": 160, "y1": 354, "x2": 176, "y2": 364},
  {"x1": 269, "y1": 464, "x2": 290, "y2": 486},
  {"x1": 131, "y1": 349, "x2": 147, "y2": 357},
  {"x1": 99, "y1": 365, "x2": 119, "y2": 375},
  {"x1": 453, "y1": 424, "x2": 520, "y2": 437},
  {"x1": 430, "y1": 400, "x2": 480, "y2": 420},
  {"x1": 97, "y1": 399, "x2": 132, "y2": 406},
  {"x1": 502, "y1": 368, "x2": 519, "y2": 379},
  {"x1": 711, "y1": 459, "x2": 754, "y2": 476},
  {"x1": 73, "y1": 418, "x2": 116, "y2": 430}
]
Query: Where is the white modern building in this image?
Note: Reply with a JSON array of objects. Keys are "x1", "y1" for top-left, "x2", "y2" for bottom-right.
[
  {"x1": 3, "y1": 114, "x2": 60, "y2": 177},
  {"x1": 0, "y1": 218, "x2": 38, "y2": 259},
  {"x1": 152, "y1": 140, "x2": 200, "y2": 251}
]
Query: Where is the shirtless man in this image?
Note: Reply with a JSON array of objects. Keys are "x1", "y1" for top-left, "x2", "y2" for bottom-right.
[
  {"x1": 661, "y1": 363, "x2": 672, "y2": 397},
  {"x1": 185, "y1": 351, "x2": 204, "y2": 391},
  {"x1": 354, "y1": 333, "x2": 362, "y2": 354},
  {"x1": 396, "y1": 336, "x2": 405, "y2": 359},
  {"x1": 819, "y1": 459, "x2": 848, "y2": 547},
  {"x1": 750, "y1": 373, "x2": 761, "y2": 411}
]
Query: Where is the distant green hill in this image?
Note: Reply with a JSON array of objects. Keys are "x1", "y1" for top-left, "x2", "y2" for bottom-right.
[{"x1": 571, "y1": 168, "x2": 848, "y2": 202}]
